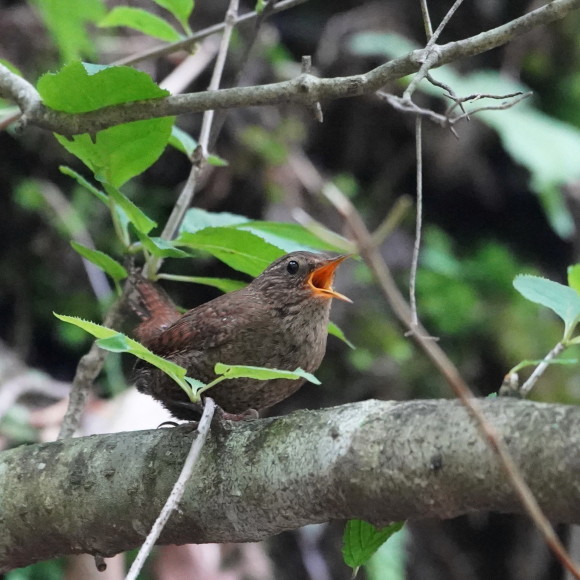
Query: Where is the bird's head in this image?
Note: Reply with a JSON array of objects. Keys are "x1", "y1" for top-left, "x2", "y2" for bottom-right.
[{"x1": 253, "y1": 251, "x2": 351, "y2": 305}]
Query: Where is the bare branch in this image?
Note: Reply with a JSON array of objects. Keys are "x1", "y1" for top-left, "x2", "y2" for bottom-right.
[
  {"x1": 403, "y1": 0, "x2": 466, "y2": 100},
  {"x1": 126, "y1": 399, "x2": 216, "y2": 580},
  {"x1": 0, "y1": 0, "x2": 577, "y2": 136},
  {"x1": 3, "y1": 399, "x2": 580, "y2": 571},
  {"x1": 57, "y1": 289, "x2": 127, "y2": 440},
  {"x1": 145, "y1": 0, "x2": 240, "y2": 278},
  {"x1": 317, "y1": 182, "x2": 580, "y2": 578},
  {"x1": 520, "y1": 342, "x2": 567, "y2": 397},
  {"x1": 112, "y1": 0, "x2": 310, "y2": 67}
]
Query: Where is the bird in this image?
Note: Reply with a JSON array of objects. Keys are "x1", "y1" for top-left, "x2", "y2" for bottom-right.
[{"x1": 130, "y1": 251, "x2": 351, "y2": 420}]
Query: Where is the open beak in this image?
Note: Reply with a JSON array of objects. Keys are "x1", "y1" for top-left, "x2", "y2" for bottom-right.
[{"x1": 307, "y1": 255, "x2": 352, "y2": 303}]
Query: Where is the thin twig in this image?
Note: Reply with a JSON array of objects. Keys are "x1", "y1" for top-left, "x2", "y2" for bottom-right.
[
  {"x1": 286, "y1": 146, "x2": 580, "y2": 577},
  {"x1": 427, "y1": 72, "x2": 468, "y2": 117},
  {"x1": 197, "y1": 0, "x2": 239, "y2": 156},
  {"x1": 419, "y1": 0, "x2": 434, "y2": 38},
  {"x1": 378, "y1": 90, "x2": 531, "y2": 134},
  {"x1": 369, "y1": 195, "x2": 413, "y2": 248},
  {"x1": 125, "y1": 398, "x2": 216, "y2": 580},
  {"x1": 520, "y1": 342, "x2": 566, "y2": 397},
  {"x1": 2, "y1": 0, "x2": 578, "y2": 136},
  {"x1": 318, "y1": 184, "x2": 580, "y2": 580},
  {"x1": 408, "y1": 116, "x2": 422, "y2": 329},
  {"x1": 403, "y1": 0, "x2": 466, "y2": 99},
  {"x1": 145, "y1": 0, "x2": 240, "y2": 278},
  {"x1": 38, "y1": 180, "x2": 112, "y2": 302},
  {"x1": 208, "y1": 0, "x2": 283, "y2": 151},
  {"x1": 57, "y1": 293, "x2": 127, "y2": 439},
  {"x1": 112, "y1": 0, "x2": 309, "y2": 66}
]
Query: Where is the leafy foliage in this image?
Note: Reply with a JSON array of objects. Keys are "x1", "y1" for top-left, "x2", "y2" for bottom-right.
[
  {"x1": 513, "y1": 273, "x2": 580, "y2": 342},
  {"x1": 342, "y1": 519, "x2": 404, "y2": 569},
  {"x1": 31, "y1": 0, "x2": 106, "y2": 62},
  {"x1": 37, "y1": 62, "x2": 174, "y2": 187},
  {"x1": 350, "y1": 31, "x2": 580, "y2": 238},
  {"x1": 99, "y1": 7, "x2": 183, "y2": 42}
]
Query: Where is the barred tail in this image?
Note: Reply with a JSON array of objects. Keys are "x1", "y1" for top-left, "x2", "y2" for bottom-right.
[{"x1": 128, "y1": 272, "x2": 181, "y2": 347}]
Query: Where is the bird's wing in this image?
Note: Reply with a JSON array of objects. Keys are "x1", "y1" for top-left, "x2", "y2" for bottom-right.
[{"x1": 147, "y1": 288, "x2": 268, "y2": 355}]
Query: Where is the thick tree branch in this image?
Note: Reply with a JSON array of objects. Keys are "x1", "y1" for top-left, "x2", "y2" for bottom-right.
[
  {"x1": 2, "y1": 398, "x2": 580, "y2": 571},
  {"x1": 0, "y1": 0, "x2": 578, "y2": 136}
]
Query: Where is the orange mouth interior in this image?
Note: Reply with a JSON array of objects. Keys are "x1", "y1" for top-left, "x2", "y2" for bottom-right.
[{"x1": 307, "y1": 255, "x2": 352, "y2": 303}]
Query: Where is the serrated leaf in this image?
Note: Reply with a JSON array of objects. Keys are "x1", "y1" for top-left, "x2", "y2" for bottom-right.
[
  {"x1": 152, "y1": 0, "x2": 194, "y2": 31},
  {"x1": 513, "y1": 274, "x2": 580, "y2": 341},
  {"x1": 214, "y1": 363, "x2": 321, "y2": 385},
  {"x1": 54, "y1": 314, "x2": 196, "y2": 400},
  {"x1": 106, "y1": 185, "x2": 157, "y2": 235},
  {"x1": 342, "y1": 520, "x2": 404, "y2": 569},
  {"x1": 96, "y1": 333, "x2": 130, "y2": 352},
  {"x1": 70, "y1": 241, "x2": 127, "y2": 281},
  {"x1": 37, "y1": 62, "x2": 174, "y2": 187},
  {"x1": 176, "y1": 227, "x2": 284, "y2": 276},
  {"x1": 99, "y1": 7, "x2": 182, "y2": 42},
  {"x1": 235, "y1": 221, "x2": 351, "y2": 254},
  {"x1": 568, "y1": 265, "x2": 580, "y2": 295},
  {"x1": 180, "y1": 208, "x2": 249, "y2": 234},
  {"x1": 328, "y1": 321, "x2": 355, "y2": 349},
  {"x1": 169, "y1": 125, "x2": 197, "y2": 157},
  {"x1": 131, "y1": 226, "x2": 189, "y2": 258}
]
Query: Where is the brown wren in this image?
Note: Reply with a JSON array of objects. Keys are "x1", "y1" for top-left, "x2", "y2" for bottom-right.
[{"x1": 131, "y1": 251, "x2": 351, "y2": 419}]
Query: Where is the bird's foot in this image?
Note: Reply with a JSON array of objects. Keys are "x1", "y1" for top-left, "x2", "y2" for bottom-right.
[
  {"x1": 215, "y1": 407, "x2": 260, "y2": 422},
  {"x1": 157, "y1": 420, "x2": 200, "y2": 432},
  {"x1": 157, "y1": 420, "x2": 179, "y2": 428}
]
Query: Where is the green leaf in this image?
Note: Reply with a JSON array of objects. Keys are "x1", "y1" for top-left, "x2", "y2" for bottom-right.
[
  {"x1": 234, "y1": 221, "x2": 351, "y2": 254},
  {"x1": 0, "y1": 59, "x2": 23, "y2": 77},
  {"x1": 169, "y1": 126, "x2": 197, "y2": 157},
  {"x1": 178, "y1": 210, "x2": 352, "y2": 275},
  {"x1": 342, "y1": 520, "x2": 404, "y2": 569},
  {"x1": 180, "y1": 208, "x2": 249, "y2": 234},
  {"x1": 568, "y1": 265, "x2": 580, "y2": 294},
  {"x1": 152, "y1": 0, "x2": 194, "y2": 31},
  {"x1": 37, "y1": 62, "x2": 174, "y2": 187},
  {"x1": 352, "y1": 34, "x2": 580, "y2": 239},
  {"x1": 365, "y1": 525, "x2": 408, "y2": 580},
  {"x1": 32, "y1": 0, "x2": 106, "y2": 62},
  {"x1": 350, "y1": 31, "x2": 418, "y2": 60},
  {"x1": 513, "y1": 274, "x2": 580, "y2": 341},
  {"x1": 54, "y1": 314, "x2": 196, "y2": 400},
  {"x1": 70, "y1": 241, "x2": 127, "y2": 281},
  {"x1": 177, "y1": 227, "x2": 284, "y2": 276},
  {"x1": 59, "y1": 166, "x2": 108, "y2": 204},
  {"x1": 99, "y1": 7, "x2": 182, "y2": 42},
  {"x1": 158, "y1": 274, "x2": 246, "y2": 293},
  {"x1": 214, "y1": 363, "x2": 321, "y2": 385},
  {"x1": 328, "y1": 321, "x2": 355, "y2": 349},
  {"x1": 106, "y1": 185, "x2": 157, "y2": 235},
  {"x1": 132, "y1": 227, "x2": 190, "y2": 258},
  {"x1": 96, "y1": 333, "x2": 131, "y2": 352},
  {"x1": 509, "y1": 357, "x2": 579, "y2": 374},
  {"x1": 207, "y1": 154, "x2": 229, "y2": 167}
]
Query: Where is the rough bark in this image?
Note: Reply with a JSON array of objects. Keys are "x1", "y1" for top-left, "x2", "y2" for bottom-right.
[{"x1": 1, "y1": 398, "x2": 580, "y2": 571}]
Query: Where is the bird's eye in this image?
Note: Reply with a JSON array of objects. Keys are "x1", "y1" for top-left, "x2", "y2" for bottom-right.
[{"x1": 286, "y1": 260, "x2": 299, "y2": 275}]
